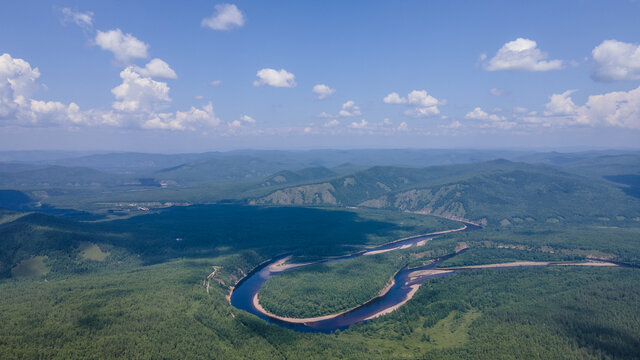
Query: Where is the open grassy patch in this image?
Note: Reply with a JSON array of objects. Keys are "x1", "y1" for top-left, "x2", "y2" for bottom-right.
[
  {"x1": 11, "y1": 256, "x2": 49, "y2": 277},
  {"x1": 422, "y1": 310, "x2": 480, "y2": 349},
  {"x1": 78, "y1": 242, "x2": 109, "y2": 261}
]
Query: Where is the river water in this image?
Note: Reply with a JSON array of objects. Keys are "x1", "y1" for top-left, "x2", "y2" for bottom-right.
[{"x1": 229, "y1": 223, "x2": 480, "y2": 333}]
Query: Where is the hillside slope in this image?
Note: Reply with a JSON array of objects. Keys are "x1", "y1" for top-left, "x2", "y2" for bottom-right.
[{"x1": 252, "y1": 160, "x2": 640, "y2": 225}]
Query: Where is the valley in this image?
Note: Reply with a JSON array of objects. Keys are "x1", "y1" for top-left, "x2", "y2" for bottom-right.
[{"x1": 1, "y1": 149, "x2": 639, "y2": 359}]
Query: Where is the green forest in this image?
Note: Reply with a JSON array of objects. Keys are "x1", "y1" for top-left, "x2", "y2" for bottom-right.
[{"x1": 1, "y1": 150, "x2": 639, "y2": 359}]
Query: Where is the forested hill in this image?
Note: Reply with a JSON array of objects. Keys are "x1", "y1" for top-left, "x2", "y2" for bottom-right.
[{"x1": 252, "y1": 160, "x2": 640, "y2": 225}]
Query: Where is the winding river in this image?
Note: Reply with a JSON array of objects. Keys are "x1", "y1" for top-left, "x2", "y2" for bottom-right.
[
  {"x1": 228, "y1": 220, "x2": 624, "y2": 333},
  {"x1": 229, "y1": 222, "x2": 481, "y2": 333}
]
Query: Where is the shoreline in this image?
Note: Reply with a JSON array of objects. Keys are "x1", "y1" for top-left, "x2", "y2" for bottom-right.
[
  {"x1": 364, "y1": 285, "x2": 420, "y2": 321},
  {"x1": 442, "y1": 260, "x2": 619, "y2": 270},
  {"x1": 252, "y1": 271, "x2": 401, "y2": 324},
  {"x1": 228, "y1": 222, "x2": 472, "y2": 302}
]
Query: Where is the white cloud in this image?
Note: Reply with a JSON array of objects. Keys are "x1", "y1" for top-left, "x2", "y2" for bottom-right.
[
  {"x1": 397, "y1": 121, "x2": 409, "y2": 131},
  {"x1": 209, "y1": 80, "x2": 222, "y2": 86},
  {"x1": 575, "y1": 86, "x2": 640, "y2": 128},
  {"x1": 513, "y1": 106, "x2": 529, "y2": 114},
  {"x1": 384, "y1": 90, "x2": 442, "y2": 117},
  {"x1": 0, "y1": 54, "x2": 99, "y2": 127},
  {"x1": 544, "y1": 90, "x2": 577, "y2": 116},
  {"x1": 60, "y1": 8, "x2": 94, "y2": 30},
  {"x1": 338, "y1": 100, "x2": 361, "y2": 117},
  {"x1": 194, "y1": 95, "x2": 204, "y2": 100},
  {"x1": 592, "y1": 40, "x2": 640, "y2": 81},
  {"x1": 324, "y1": 119, "x2": 340, "y2": 127},
  {"x1": 0, "y1": 53, "x2": 40, "y2": 119},
  {"x1": 312, "y1": 84, "x2": 335, "y2": 99},
  {"x1": 349, "y1": 119, "x2": 368, "y2": 128},
  {"x1": 383, "y1": 118, "x2": 393, "y2": 126},
  {"x1": 111, "y1": 67, "x2": 171, "y2": 112},
  {"x1": 28, "y1": 100, "x2": 90, "y2": 126},
  {"x1": 0, "y1": 53, "x2": 222, "y2": 131},
  {"x1": 201, "y1": 4, "x2": 245, "y2": 31},
  {"x1": 240, "y1": 114, "x2": 256, "y2": 123},
  {"x1": 95, "y1": 29, "x2": 149, "y2": 63},
  {"x1": 143, "y1": 103, "x2": 220, "y2": 130},
  {"x1": 133, "y1": 58, "x2": 177, "y2": 79},
  {"x1": 253, "y1": 68, "x2": 296, "y2": 88},
  {"x1": 407, "y1": 90, "x2": 439, "y2": 107},
  {"x1": 383, "y1": 92, "x2": 407, "y2": 104},
  {"x1": 317, "y1": 111, "x2": 332, "y2": 118},
  {"x1": 490, "y1": 88, "x2": 509, "y2": 96},
  {"x1": 525, "y1": 87, "x2": 640, "y2": 129},
  {"x1": 228, "y1": 119, "x2": 242, "y2": 128},
  {"x1": 464, "y1": 107, "x2": 505, "y2": 121},
  {"x1": 404, "y1": 107, "x2": 440, "y2": 117},
  {"x1": 482, "y1": 38, "x2": 564, "y2": 72},
  {"x1": 303, "y1": 126, "x2": 312, "y2": 133}
]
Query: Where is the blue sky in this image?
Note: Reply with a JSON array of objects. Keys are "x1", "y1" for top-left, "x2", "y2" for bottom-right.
[{"x1": 1, "y1": 0, "x2": 639, "y2": 152}]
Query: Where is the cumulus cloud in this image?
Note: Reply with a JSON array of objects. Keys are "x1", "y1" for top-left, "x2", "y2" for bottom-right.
[
  {"x1": 383, "y1": 92, "x2": 407, "y2": 104},
  {"x1": 0, "y1": 53, "x2": 221, "y2": 131},
  {"x1": 95, "y1": 29, "x2": 149, "y2": 63},
  {"x1": 544, "y1": 90, "x2": 578, "y2": 116},
  {"x1": 397, "y1": 121, "x2": 409, "y2": 131},
  {"x1": 324, "y1": 119, "x2": 339, "y2": 127},
  {"x1": 405, "y1": 107, "x2": 440, "y2": 117},
  {"x1": 111, "y1": 67, "x2": 171, "y2": 112},
  {"x1": 228, "y1": 119, "x2": 242, "y2": 128},
  {"x1": 575, "y1": 87, "x2": 640, "y2": 128},
  {"x1": 0, "y1": 53, "x2": 97, "y2": 127},
  {"x1": 253, "y1": 68, "x2": 296, "y2": 88},
  {"x1": 338, "y1": 100, "x2": 361, "y2": 117},
  {"x1": 209, "y1": 80, "x2": 222, "y2": 86},
  {"x1": 482, "y1": 38, "x2": 564, "y2": 72},
  {"x1": 464, "y1": 107, "x2": 505, "y2": 121},
  {"x1": 0, "y1": 53, "x2": 40, "y2": 119},
  {"x1": 312, "y1": 84, "x2": 335, "y2": 99},
  {"x1": 384, "y1": 90, "x2": 442, "y2": 117},
  {"x1": 133, "y1": 58, "x2": 177, "y2": 79},
  {"x1": 60, "y1": 8, "x2": 94, "y2": 30},
  {"x1": 201, "y1": 4, "x2": 245, "y2": 31},
  {"x1": 143, "y1": 103, "x2": 220, "y2": 130},
  {"x1": 592, "y1": 40, "x2": 640, "y2": 81},
  {"x1": 524, "y1": 87, "x2": 640, "y2": 129},
  {"x1": 240, "y1": 114, "x2": 256, "y2": 123},
  {"x1": 349, "y1": 119, "x2": 368, "y2": 128},
  {"x1": 407, "y1": 90, "x2": 439, "y2": 107}
]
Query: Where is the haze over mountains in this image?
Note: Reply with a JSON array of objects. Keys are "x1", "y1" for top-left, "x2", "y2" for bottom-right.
[{"x1": 1, "y1": 150, "x2": 639, "y2": 220}]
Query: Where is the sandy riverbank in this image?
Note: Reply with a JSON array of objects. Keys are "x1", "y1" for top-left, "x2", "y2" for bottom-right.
[
  {"x1": 364, "y1": 284, "x2": 420, "y2": 321},
  {"x1": 408, "y1": 269, "x2": 454, "y2": 281},
  {"x1": 267, "y1": 256, "x2": 311, "y2": 273},
  {"x1": 445, "y1": 260, "x2": 619, "y2": 270},
  {"x1": 363, "y1": 269, "x2": 454, "y2": 320},
  {"x1": 253, "y1": 293, "x2": 358, "y2": 324},
  {"x1": 252, "y1": 272, "x2": 400, "y2": 324}
]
